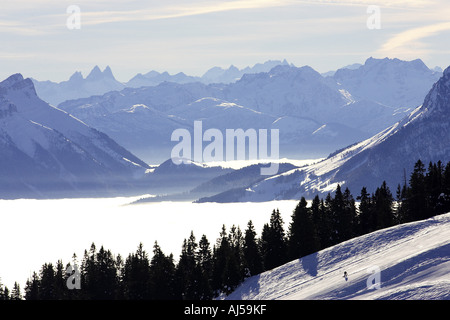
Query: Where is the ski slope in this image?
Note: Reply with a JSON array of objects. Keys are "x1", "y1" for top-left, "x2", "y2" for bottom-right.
[{"x1": 226, "y1": 213, "x2": 450, "y2": 300}]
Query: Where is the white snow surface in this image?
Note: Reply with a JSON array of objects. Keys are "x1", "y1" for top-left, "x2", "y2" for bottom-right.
[{"x1": 226, "y1": 213, "x2": 450, "y2": 300}]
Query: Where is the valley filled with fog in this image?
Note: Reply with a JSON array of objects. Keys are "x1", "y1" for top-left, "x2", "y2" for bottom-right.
[{"x1": 0, "y1": 197, "x2": 298, "y2": 289}]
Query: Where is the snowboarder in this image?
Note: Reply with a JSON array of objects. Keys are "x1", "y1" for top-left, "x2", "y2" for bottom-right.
[{"x1": 343, "y1": 271, "x2": 348, "y2": 281}]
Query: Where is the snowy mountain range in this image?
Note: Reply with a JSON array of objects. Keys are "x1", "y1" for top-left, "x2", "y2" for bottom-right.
[
  {"x1": 0, "y1": 74, "x2": 149, "y2": 199},
  {"x1": 32, "y1": 60, "x2": 292, "y2": 106},
  {"x1": 226, "y1": 212, "x2": 450, "y2": 300},
  {"x1": 127, "y1": 60, "x2": 293, "y2": 88},
  {"x1": 53, "y1": 57, "x2": 440, "y2": 164},
  {"x1": 31, "y1": 66, "x2": 125, "y2": 106},
  {"x1": 201, "y1": 65, "x2": 450, "y2": 202},
  {"x1": 4, "y1": 57, "x2": 447, "y2": 200}
]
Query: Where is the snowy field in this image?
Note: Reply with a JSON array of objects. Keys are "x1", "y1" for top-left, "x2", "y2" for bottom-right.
[
  {"x1": 0, "y1": 197, "x2": 298, "y2": 290},
  {"x1": 226, "y1": 212, "x2": 450, "y2": 300}
]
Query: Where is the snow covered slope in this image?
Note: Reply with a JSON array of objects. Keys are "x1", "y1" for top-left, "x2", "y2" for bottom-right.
[
  {"x1": 333, "y1": 57, "x2": 442, "y2": 110},
  {"x1": 226, "y1": 213, "x2": 450, "y2": 300}
]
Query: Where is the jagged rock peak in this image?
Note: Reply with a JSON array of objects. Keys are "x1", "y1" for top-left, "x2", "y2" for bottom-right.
[
  {"x1": 69, "y1": 71, "x2": 83, "y2": 82},
  {"x1": 0, "y1": 73, "x2": 37, "y2": 97},
  {"x1": 0, "y1": 73, "x2": 25, "y2": 88},
  {"x1": 102, "y1": 65, "x2": 115, "y2": 79},
  {"x1": 421, "y1": 65, "x2": 450, "y2": 116},
  {"x1": 86, "y1": 65, "x2": 102, "y2": 81}
]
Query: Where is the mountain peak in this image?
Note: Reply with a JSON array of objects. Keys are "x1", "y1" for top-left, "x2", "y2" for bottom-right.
[
  {"x1": 363, "y1": 57, "x2": 429, "y2": 72},
  {"x1": 69, "y1": 71, "x2": 83, "y2": 82},
  {"x1": 422, "y1": 65, "x2": 450, "y2": 116},
  {"x1": 86, "y1": 65, "x2": 102, "y2": 81},
  {"x1": 268, "y1": 64, "x2": 296, "y2": 74},
  {"x1": 443, "y1": 65, "x2": 450, "y2": 77},
  {"x1": 85, "y1": 65, "x2": 118, "y2": 82},
  {"x1": 0, "y1": 73, "x2": 25, "y2": 88},
  {"x1": 102, "y1": 65, "x2": 116, "y2": 79},
  {"x1": 364, "y1": 57, "x2": 401, "y2": 68},
  {"x1": 408, "y1": 58, "x2": 430, "y2": 72},
  {"x1": 0, "y1": 73, "x2": 37, "y2": 98}
]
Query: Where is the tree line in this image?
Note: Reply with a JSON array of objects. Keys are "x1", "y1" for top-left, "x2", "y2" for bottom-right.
[{"x1": 1, "y1": 159, "x2": 448, "y2": 300}]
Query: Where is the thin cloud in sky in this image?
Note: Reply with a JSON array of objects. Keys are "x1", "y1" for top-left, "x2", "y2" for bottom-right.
[
  {"x1": 284, "y1": 0, "x2": 432, "y2": 9},
  {"x1": 59, "y1": 0, "x2": 437, "y2": 26},
  {"x1": 0, "y1": 0, "x2": 443, "y2": 33},
  {"x1": 0, "y1": 20, "x2": 48, "y2": 36},
  {"x1": 0, "y1": 0, "x2": 292, "y2": 34},
  {"x1": 70, "y1": 0, "x2": 291, "y2": 26},
  {"x1": 378, "y1": 22, "x2": 450, "y2": 57}
]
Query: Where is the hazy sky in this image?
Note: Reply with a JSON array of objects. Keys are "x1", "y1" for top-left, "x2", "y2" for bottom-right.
[{"x1": 1, "y1": 0, "x2": 449, "y2": 82}]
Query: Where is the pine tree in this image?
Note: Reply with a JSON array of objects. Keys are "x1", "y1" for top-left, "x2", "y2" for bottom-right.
[
  {"x1": 211, "y1": 225, "x2": 241, "y2": 295},
  {"x1": 310, "y1": 195, "x2": 323, "y2": 250},
  {"x1": 259, "y1": 223, "x2": 270, "y2": 271},
  {"x1": 406, "y1": 160, "x2": 427, "y2": 221},
  {"x1": 373, "y1": 181, "x2": 395, "y2": 230},
  {"x1": 11, "y1": 282, "x2": 22, "y2": 300},
  {"x1": 395, "y1": 183, "x2": 408, "y2": 224},
  {"x1": 211, "y1": 225, "x2": 229, "y2": 294},
  {"x1": 24, "y1": 272, "x2": 40, "y2": 300},
  {"x1": 1, "y1": 286, "x2": 10, "y2": 300},
  {"x1": 39, "y1": 263, "x2": 56, "y2": 300},
  {"x1": 342, "y1": 187, "x2": 357, "y2": 241},
  {"x1": 176, "y1": 232, "x2": 199, "y2": 299},
  {"x1": 149, "y1": 241, "x2": 176, "y2": 300},
  {"x1": 260, "y1": 209, "x2": 287, "y2": 270},
  {"x1": 331, "y1": 185, "x2": 346, "y2": 243},
  {"x1": 81, "y1": 243, "x2": 97, "y2": 299},
  {"x1": 243, "y1": 220, "x2": 263, "y2": 277},
  {"x1": 288, "y1": 197, "x2": 319, "y2": 260},
  {"x1": 358, "y1": 186, "x2": 375, "y2": 234},
  {"x1": 80, "y1": 243, "x2": 118, "y2": 299},
  {"x1": 0, "y1": 278, "x2": 10, "y2": 300},
  {"x1": 95, "y1": 246, "x2": 118, "y2": 299},
  {"x1": 320, "y1": 194, "x2": 335, "y2": 248},
  {"x1": 197, "y1": 234, "x2": 214, "y2": 300},
  {"x1": 54, "y1": 260, "x2": 66, "y2": 299},
  {"x1": 122, "y1": 243, "x2": 151, "y2": 300},
  {"x1": 227, "y1": 225, "x2": 244, "y2": 289},
  {"x1": 425, "y1": 161, "x2": 444, "y2": 217},
  {"x1": 114, "y1": 254, "x2": 125, "y2": 300}
]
